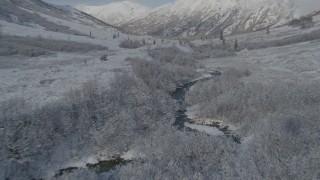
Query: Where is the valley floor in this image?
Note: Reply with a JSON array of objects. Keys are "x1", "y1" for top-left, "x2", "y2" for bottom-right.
[{"x1": 1, "y1": 19, "x2": 320, "y2": 179}]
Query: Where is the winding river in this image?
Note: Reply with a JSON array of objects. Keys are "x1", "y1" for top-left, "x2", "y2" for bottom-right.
[{"x1": 171, "y1": 72, "x2": 241, "y2": 144}]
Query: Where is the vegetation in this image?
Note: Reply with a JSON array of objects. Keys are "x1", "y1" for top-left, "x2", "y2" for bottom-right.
[
  {"x1": 190, "y1": 42, "x2": 236, "y2": 59},
  {"x1": 132, "y1": 47, "x2": 199, "y2": 92},
  {"x1": 0, "y1": 35, "x2": 108, "y2": 57},
  {"x1": 289, "y1": 16, "x2": 315, "y2": 29},
  {"x1": 238, "y1": 29, "x2": 320, "y2": 51},
  {"x1": 1, "y1": 24, "x2": 320, "y2": 179},
  {"x1": 119, "y1": 39, "x2": 144, "y2": 49},
  {"x1": 1, "y1": 74, "x2": 176, "y2": 179}
]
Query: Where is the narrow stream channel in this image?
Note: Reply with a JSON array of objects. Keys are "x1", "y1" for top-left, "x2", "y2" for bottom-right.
[
  {"x1": 55, "y1": 71, "x2": 239, "y2": 178},
  {"x1": 171, "y1": 72, "x2": 241, "y2": 144},
  {"x1": 54, "y1": 157, "x2": 129, "y2": 178}
]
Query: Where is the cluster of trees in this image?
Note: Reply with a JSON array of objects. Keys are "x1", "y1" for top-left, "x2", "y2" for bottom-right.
[
  {"x1": 119, "y1": 39, "x2": 144, "y2": 49},
  {"x1": 113, "y1": 32, "x2": 120, "y2": 39},
  {"x1": 190, "y1": 42, "x2": 236, "y2": 59},
  {"x1": 132, "y1": 47, "x2": 199, "y2": 92}
]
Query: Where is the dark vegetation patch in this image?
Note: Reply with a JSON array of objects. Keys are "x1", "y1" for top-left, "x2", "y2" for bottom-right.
[{"x1": 0, "y1": 35, "x2": 107, "y2": 56}]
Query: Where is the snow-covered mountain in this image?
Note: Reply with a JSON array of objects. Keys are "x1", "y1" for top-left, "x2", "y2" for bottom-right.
[
  {"x1": 121, "y1": 0, "x2": 295, "y2": 37},
  {"x1": 0, "y1": 0, "x2": 115, "y2": 36},
  {"x1": 77, "y1": 1, "x2": 152, "y2": 27}
]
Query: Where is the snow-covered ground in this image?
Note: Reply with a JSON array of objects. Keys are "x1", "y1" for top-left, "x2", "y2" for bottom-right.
[
  {"x1": 1, "y1": 14, "x2": 320, "y2": 115},
  {"x1": 0, "y1": 19, "x2": 176, "y2": 107},
  {"x1": 1, "y1": 9, "x2": 320, "y2": 179},
  {"x1": 1, "y1": 18, "x2": 320, "y2": 111}
]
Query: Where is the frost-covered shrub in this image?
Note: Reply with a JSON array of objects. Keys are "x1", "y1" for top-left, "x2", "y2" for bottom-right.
[
  {"x1": 184, "y1": 65, "x2": 320, "y2": 179},
  {"x1": 188, "y1": 67, "x2": 320, "y2": 136},
  {"x1": 0, "y1": 74, "x2": 176, "y2": 179},
  {"x1": 239, "y1": 29, "x2": 320, "y2": 50},
  {"x1": 100, "y1": 54, "x2": 108, "y2": 61},
  {"x1": 289, "y1": 16, "x2": 315, "y2": 28},
  {"x1": 190, "y1": 43, "x2": 236, "y2": 59},
  {"x1": 132, "y1": 58, "x2": 198, "y2": 92},
  {"x1": 223, "y1": 66, "x2": 251, "y2": 79},
  {"x1": 132, "y1": 47, "x2": 199, "y2": 92},
  {"x1": 118, "y1": 130, "x2": 239, "y2": 179},
  {"x1": 0, "y1": 43, "x2": 47, "y2": 57},
  {"x1": 0, "y1": 36, "x2": 107, "y2": 56},
  {"x1": 18, "y1": 47, "x2": 47, "y2": 57},
  {"x1": 149, "y1": 47, "x2": 197, "y2": 67},
  {"x1": 119, "y1": 39, "x2": 143, "y2": 49}
]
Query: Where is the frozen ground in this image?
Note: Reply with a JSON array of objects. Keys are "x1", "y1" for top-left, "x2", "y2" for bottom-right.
[{"x1": 0, "y1": 20, "x2": 176, "y2": 107}]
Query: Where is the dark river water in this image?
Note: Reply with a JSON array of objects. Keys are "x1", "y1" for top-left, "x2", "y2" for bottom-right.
[{"x1": 171, "y1": 72, "x2": 241, "y2": 144}]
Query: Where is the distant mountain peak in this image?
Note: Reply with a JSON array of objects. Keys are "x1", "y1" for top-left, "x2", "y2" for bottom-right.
[{"x1": 76, "y1": 1, "x2": 153, "y2": 26}]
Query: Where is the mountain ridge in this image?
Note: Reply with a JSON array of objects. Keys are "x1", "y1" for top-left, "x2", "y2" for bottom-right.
[
  {"x1": 78, "y1": 0, "x2": 295, "y2": 37},
  {"x1": 122, "y1": 0, "x2": 295, "y2": 37}
]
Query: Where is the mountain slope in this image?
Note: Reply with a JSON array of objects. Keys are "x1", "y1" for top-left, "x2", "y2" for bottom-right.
[
  {"x1": 121, "y1": 0, "x2": 294, "y2": 37},
  {"x1": 77, "y1": 1, "x2": 152, "y2": 26},
  {"x1": 0, "y1": 0, "x2": 115, "y2": 36}
]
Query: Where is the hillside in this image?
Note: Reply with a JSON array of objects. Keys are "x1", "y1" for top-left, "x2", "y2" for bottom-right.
[{"x1": 0, "y1": 0, "x2": 115, "y2": 36}]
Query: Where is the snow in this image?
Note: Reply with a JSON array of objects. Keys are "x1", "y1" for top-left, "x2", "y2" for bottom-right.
[
  {"x1": 0, "y1": 47, "x2": 154, "y2": 106},
  {"x1": 121, "y1": 150, "x2": 146, "y2": 160},
  {"x1": 1, "y1": 1, "x2": 320, "y2": 178},
  {"x1": 185, "y1": 122, "x2": 223, "y2": 136},
  {"x1": 77, "y1": 1, "x2": 153, "y2": 26},
  {"x1": 0, "y1": 19, "x2": 174, "y2": 107}
]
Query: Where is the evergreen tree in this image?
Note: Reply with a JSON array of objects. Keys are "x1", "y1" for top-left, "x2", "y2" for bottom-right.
[
  {"x1": 234, "y1": 39, "x2": 238, "y2": 51},
  {"x1": 220, "y1": 30, "x2": 224, "y2": 40}
]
